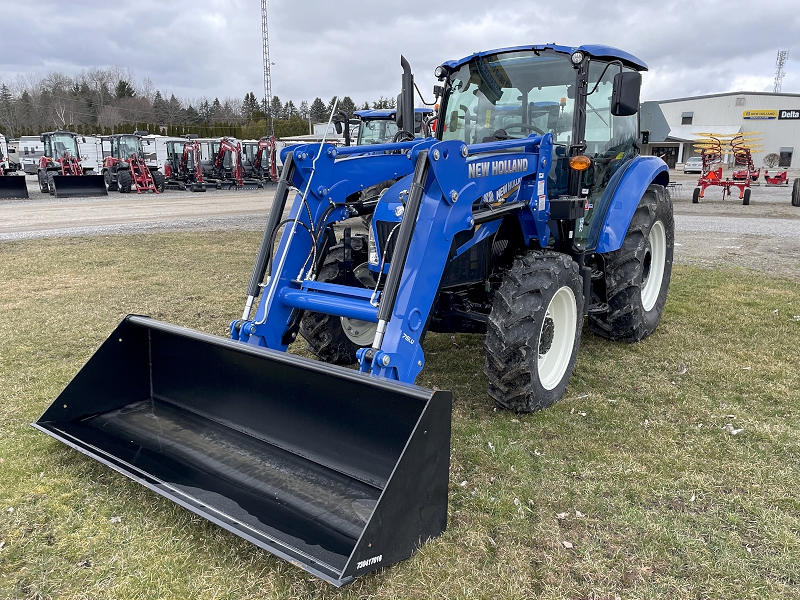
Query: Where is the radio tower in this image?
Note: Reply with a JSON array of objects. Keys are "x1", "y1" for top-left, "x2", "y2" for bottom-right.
[
  {"x1": 261, "y1": 0, "x2": 274, "y2": 135},
  {"x1": 773, "y1": 50, "x2": 788, "y2": 94}
]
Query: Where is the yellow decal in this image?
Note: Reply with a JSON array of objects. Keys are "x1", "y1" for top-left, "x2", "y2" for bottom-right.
[
  {"x1": 742, "y1": 110, "x2": 777, "y2": 120},
  {"x1": 485, "y1": 110, "x2": 491, "y2": 128}
]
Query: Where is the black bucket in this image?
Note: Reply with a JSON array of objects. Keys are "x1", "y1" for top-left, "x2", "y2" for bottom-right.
[
  {"x1": 34, "y1": 316, "x2": 451, "y2": 586},
  {"x1": 0, "y1": 175, "x2": 29, "y2": 199},
  {"x1": 51, "y1": 174, "x2": 108, "y2": 198}
]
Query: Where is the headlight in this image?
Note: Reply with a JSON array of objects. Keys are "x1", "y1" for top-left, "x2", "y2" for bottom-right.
[
  {"x1": 570, "y1": 51, "x2": 585, "y2": 65},
  {"x1": 368, "y1": 225, "x2": 378, "y2": 265}
]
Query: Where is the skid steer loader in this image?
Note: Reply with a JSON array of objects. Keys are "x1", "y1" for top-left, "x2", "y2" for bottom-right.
[{"x1": 36, "y1": 44, "x2": 673, "y2": 586}]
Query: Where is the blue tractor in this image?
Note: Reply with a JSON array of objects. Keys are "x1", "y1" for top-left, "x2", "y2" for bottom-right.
[{"x1": 36, "y1": 45, "x2": 673, "y2": 586}]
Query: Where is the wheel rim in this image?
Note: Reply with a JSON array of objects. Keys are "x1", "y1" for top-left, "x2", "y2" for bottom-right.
[
  {"x1": 641, "y1": 220, "x2": 666, "y2": 312},
  {"x1": 340, "y1": 317, "x2": 377, "y2": 345},
  {"x1": 537, "y1": 285, "x2": 577, "y2": 391}
]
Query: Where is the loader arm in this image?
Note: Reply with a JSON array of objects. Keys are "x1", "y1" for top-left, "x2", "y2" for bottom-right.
[{"x1": 235, "y1": 134, "x2": 552, "y2": 384}]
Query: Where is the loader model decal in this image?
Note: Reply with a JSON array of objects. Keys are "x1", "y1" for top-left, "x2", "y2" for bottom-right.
[
  {"x1": 357, "y1": 555, "x2": 383, "y2": 569},
  {"x1": 482, "y1": 177, "x2": 522, "y2": 204},
  {"x1": 468, "y1": 158, "x2": 528, "y2": 179}
]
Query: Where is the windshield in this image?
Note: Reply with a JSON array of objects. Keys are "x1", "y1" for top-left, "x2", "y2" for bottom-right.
[
  {"x1": 357, "y1": 119, "x2": 399, "y2": 145},
  {"x1": 442, "y1": 50, "x2": 575, "y2": 144},
  {"x1": 119, "y1": 136, "x2": 142, "y2": 159},
  {"x1": 50, "y1": 133, "x2": 79, "y2": 158}
]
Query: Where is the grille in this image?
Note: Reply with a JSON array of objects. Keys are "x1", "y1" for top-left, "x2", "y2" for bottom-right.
[{"x1": 375, "y1": 220, "x2": 399, "y2": 263}]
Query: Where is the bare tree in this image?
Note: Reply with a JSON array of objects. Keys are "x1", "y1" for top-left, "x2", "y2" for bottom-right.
[{"x1": 763, "y1": 153, "x2": 780, "y2": 168}]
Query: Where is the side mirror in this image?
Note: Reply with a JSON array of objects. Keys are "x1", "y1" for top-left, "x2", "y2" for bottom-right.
[
  {"x1": 566, "y1": 85, "x2": 575, "y2": 100},
  {"x1": 334, "y1": 121, "x2": 343, "y2": 135},
  {"x1": 40, "y1": 135, "x2": 46, "y2": 142},
  {"x1": 611, "y1": 71, "x2": 641, "y2": 117}
]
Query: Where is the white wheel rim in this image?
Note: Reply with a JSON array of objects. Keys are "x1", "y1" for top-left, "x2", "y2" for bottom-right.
[
  {"x1": 537, "y1": 285, "x2": 577, "y2": 391},
  {"x1": 340, "y1": 317, "x2": 377, "y2": 345},
  {"x1": 641, "y1": 220, "x2": 666, "y2": 312}
]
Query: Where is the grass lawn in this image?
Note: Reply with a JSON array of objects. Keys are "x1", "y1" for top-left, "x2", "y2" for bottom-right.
[{"x1": 0, "y1": 231, "x2": 798, "y2": 600}]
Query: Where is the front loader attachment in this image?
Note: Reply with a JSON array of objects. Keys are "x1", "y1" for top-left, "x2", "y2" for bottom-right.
[
  {"x1": 51, "y1": 174, "x2": 108, "y2": 198},
  {"x1": 0, "y1": 175, "x2": 29, "y2": 199},
  {"x1": 34, "y1": 315, "x2": 451, "y2": 586}
]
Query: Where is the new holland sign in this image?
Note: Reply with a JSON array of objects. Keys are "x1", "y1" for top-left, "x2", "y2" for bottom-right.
[
  {"x1": 778, "y1": 109, "x2": 800, "y2": 120},
  {"x1": 743, "y1": 110, "x2": 778, "y2": 120}
]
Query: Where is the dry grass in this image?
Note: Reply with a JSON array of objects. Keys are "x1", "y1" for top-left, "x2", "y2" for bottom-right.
[{"x1": 1, "y1": 232, "x2": 799, "y2": 600}]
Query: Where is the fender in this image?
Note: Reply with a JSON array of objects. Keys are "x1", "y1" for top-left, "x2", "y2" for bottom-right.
[{"x1": 594, "y1": 155, "x2": 669, "y2": 254}]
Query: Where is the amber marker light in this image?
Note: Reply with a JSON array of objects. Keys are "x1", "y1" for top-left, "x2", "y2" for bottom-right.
[{"x1": 569, "y1": 155, "x2": 591, "y2": 171}]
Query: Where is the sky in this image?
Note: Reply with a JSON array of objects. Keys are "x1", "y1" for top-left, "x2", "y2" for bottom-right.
[{"x1": 1, "y1": 0, "x2": 799, "y2": 107}]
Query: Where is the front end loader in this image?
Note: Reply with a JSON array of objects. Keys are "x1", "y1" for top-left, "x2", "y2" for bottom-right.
[
  {"x1": 0, "y1": 134, "x2": 29, "y2": 199},
  {"x1": 102, "y1": 134, "x2": 165, "y2": 194},
  {"x1": 37, "y1": 131, "x2": 107, "y2": 198},
  {"x1": 36, "y1": 44, "x2": 673, "y2": 585}
]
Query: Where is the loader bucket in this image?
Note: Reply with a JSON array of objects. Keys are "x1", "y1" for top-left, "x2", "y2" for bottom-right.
[
  {"x1": 34, "y1": 315, "x2": 451, "y2": 586},
  {"x1": 0, "y1": 175, "x2": 29, "y2": 199},
  {"x1": 51, "y1": 174, "x2": 108, "y2": 198}
]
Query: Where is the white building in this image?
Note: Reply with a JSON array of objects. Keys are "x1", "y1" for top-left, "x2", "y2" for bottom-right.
[{"x1": 640, "y1": 92, "x2": 800, "y2": 169}]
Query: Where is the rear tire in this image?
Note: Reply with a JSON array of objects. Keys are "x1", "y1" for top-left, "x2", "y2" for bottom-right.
[
  {"x1": 742, "y1": 188, "x2": 751, "y2": 206},
  {"x1": 46, "y1": 171, "x2": 56, "y2": 196},
  {"x1": 299, "y1": 236, "x2": 372, "y2": 365},
  {"x1": 117, "y1": 170, "x2": 132, "y2": 193},
  {"x1": 152, "y1": 171, "x2": 165, "y2": 193},
  {"x1": 692, "y1": 187, "x2": 700, "y2": 203},
  {"x1": 104, "y1": 169, "x2": 118, "y2": 191},
  {"x1": 484, "y1": 250, "x2": 583, "y2": 412},
  {"x1": 589, "y1": 184, "x2": 673, "y2": 342},
  {"x1": 792, "y1": 178, "x2": 800, "y2": 207}
]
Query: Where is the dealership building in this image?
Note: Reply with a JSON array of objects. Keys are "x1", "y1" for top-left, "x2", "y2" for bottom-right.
[{"x1": 640, "y1": 92, "x2": 800, "y2": 169}]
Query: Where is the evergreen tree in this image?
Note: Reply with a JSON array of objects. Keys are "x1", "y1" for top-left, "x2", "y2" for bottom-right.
[
  {"x1": 309, "y1": 97, "x2": 327, "y2": 123},
  {"x1": 284, "y1": 100, "x2": 298, "y2": 119},
  {"x1": 269, "y1": 96, "x2": 282, "y2": 120},
  {"x1": 339, "y1": 96, "x2": 356, "y2": 117},
  {"x1": 152, "y1": 91, "x2": 167, "y2": 124},
  {"x1": 298, "y1": 100, "x2": 309, "y2": 120},
  {"x1": 115, "y1": 80, "x2": 136, "y2": 99}
]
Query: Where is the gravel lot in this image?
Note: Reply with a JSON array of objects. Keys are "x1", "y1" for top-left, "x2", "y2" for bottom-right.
[{"x1": 2, "y1": 171, "x2": 799, "y2": 280}]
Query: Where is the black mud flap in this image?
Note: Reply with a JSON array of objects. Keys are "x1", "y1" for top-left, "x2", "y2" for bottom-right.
[
  {"x1": 0, "y1": 175, "x2": 29, "y2": 199},
  {"x1": 34, "y1": 315, "x2": 451, "y2": 586},
  {"x1": 51, "y1": 175, "x2": 108, "y2": 198}
]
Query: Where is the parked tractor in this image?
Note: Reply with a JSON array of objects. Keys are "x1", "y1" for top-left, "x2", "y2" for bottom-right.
[
  {"x1": 0, "y1": 133, "x2": 28, "y2": 199},
  {"x1": 163, "y1": 138, "x2": 206, "y2": 192},
  {"x1": 102, "y1": 133, "x2": 165, "y2": 194},
  {"x1": 36, "y1": 44, "x2": 673, "y2": 586},
  {"x1": 37, "y1": 131, "x2": 107, "y2": 197}
]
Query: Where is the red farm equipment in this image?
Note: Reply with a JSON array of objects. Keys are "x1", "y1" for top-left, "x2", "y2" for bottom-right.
[
  {"x1": 691, "y1": 134, "x2": 752, "y2": 205},
  {"x1": 207, "y1": 137, "x2": 262, "y2": 190},
  {"x1": 164, "y1": 138, "x2": 206, "y2": 192},
  {"x1": 242, "y1": 136, "x2": 278, "y2": 184},
  {"x1": 102, "y1": 134, "x2": 165, "y2": 194},
  {"x1": 0, "y1": 133, "x2": 28, "y2": 199},
  {"x1": 37, "y1": 131, "x2": 107, "y2": 198},
  {"x1": 730, "y1": 134, "x2": 762, "y2": 184},
  {"x1": 764, "y1": 170, "x2": 789, "y2": 186}
]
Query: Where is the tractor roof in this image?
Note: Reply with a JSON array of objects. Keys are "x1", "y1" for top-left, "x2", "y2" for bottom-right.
[
  {"x1": 440, "y1": 44, "x2": 648, "y2": 72},
  {"x1": 354, "y1": 107, "x2": 434, "y2": 119}
]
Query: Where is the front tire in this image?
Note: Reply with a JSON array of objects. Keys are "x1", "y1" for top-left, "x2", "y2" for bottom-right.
[
  {"x1": 484, "y1": 250, "x2": 584, "y2": 412},
  {"x1": 38, "y1": 170, "x2": 49, "y2": 193},
  {"x1": 299, "y1": 235, "x2": 373, "y2": 364},
  {"x1": 742, "y1": 188, "x2": 751, "y2": 205},
  {"x1": 117, "y1": 170, "x2": 132, "y2": 193},
  {"x1": 46, "y1": 171, "x2": 56, "y2": 196},
  {"x1": 589, "y1": 184, "x2": 673, "y2": 342},
  {"x1": 104, "y1": 169, "x2": 118, "y2": 191}
]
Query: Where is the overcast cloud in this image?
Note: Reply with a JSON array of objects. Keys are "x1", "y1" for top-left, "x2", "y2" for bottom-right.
[{"x1": 1, "y1": 0, "x2": 799, "y2": 106}]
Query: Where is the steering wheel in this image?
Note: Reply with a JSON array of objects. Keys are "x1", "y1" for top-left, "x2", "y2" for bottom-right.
[
  {"x1": 392, "y1": 130, "x2": 416, "y2": 143},
  {"x1": 498, "y1": 122, "x2": 545, "y2": 135}
]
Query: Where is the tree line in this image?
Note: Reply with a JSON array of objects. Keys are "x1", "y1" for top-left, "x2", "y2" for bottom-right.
[{"x1": 0, "y1": 67, "x2": 398, "y2": 139}]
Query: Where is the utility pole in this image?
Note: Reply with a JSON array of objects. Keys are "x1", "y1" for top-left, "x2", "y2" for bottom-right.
[
  {"x1": 261, "y1": 0, "x2": 274, "y2": 136},
  {"x1": 774, "y1": 50, "x2": 788, "y2": 94}
]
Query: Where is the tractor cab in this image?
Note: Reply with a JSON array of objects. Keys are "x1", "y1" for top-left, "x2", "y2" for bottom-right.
[
  {"x1": 427, "y1": 44, "x2": 647, "y2": 252},
  {"x1": 110, "y1": 134, "x2": 144, "y2": 161},
  {"x1": 354, "y1": 108, "x2": 433, "y2": 145},
  {"x1": 42, "y1": 131, "x2": 80, "y2": 160}
]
